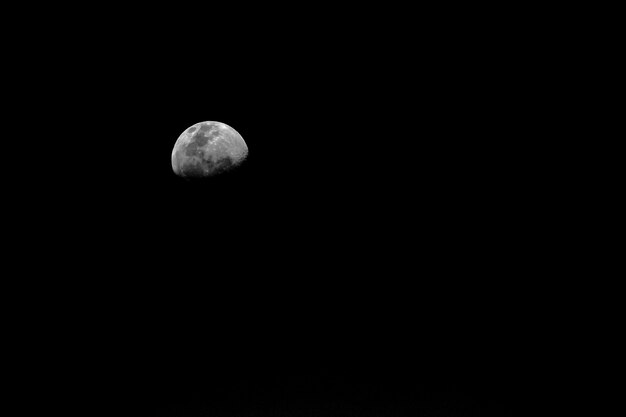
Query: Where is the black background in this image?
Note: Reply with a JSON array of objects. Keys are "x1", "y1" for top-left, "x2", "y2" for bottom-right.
[{"x1": 5, "y1": 3, "x2": 562, "y2": 416}]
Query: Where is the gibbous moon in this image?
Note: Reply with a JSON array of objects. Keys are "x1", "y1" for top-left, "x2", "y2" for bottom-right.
[{"x1": 171, "y1": 121, "x2": 248, "y2": 179}]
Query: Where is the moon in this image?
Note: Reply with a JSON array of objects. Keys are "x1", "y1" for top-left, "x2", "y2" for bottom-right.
[{"x1": 171, "y1": 121, "x2": 248, "y2": 179}]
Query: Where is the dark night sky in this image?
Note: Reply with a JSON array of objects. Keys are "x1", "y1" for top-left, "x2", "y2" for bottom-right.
[{"x1": 5, "y1": 4, "x2": 559, "y2": 416}]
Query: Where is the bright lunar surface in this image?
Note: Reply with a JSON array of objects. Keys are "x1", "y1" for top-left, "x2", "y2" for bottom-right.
[{"x1": 171, "y1": 121, "x2": 248, "y2": 179}]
